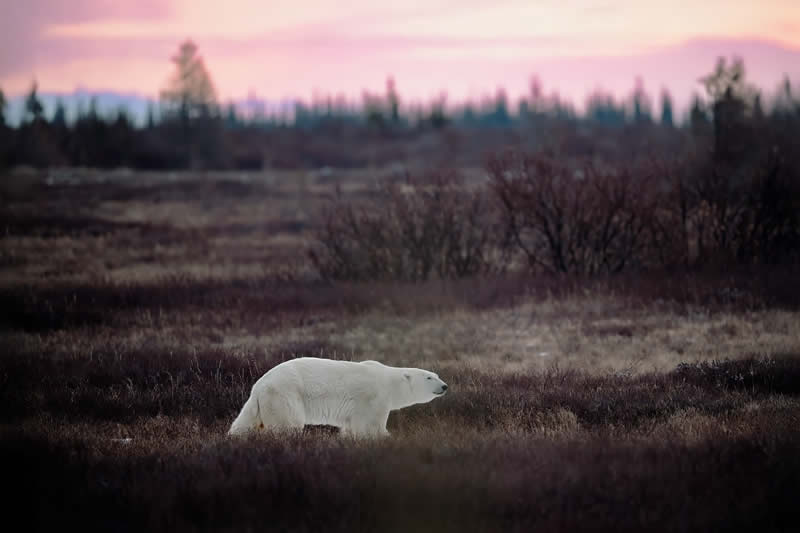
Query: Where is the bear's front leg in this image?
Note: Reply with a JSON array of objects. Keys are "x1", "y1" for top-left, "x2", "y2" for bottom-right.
[{"x1": 344, "y1": 410, "x2": 391, "y2": 439}]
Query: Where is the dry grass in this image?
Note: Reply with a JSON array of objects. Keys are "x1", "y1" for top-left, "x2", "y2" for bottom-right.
[
  {"x1": 320, "y1": 301, "x2": 800, "y2": 374},
  {"x1": 2, "y1": 169, "x2": 799, "y2": 532},
  {"x1": 4, "y1": 355, "x2": 800, "y2": 532}
]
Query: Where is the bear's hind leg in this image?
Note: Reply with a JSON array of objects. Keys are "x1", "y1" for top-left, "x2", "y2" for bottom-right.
[{"x1": 257, "y1": 388, "x2": 306, "y2": 433}]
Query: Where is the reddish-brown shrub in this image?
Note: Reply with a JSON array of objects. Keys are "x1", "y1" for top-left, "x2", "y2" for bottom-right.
[
  {"x1": 489, "y1": 152, "x2": 657, "y2": 274},
  {"x1": 309, "y1": 171, "x2": 509, "y2": 281}
]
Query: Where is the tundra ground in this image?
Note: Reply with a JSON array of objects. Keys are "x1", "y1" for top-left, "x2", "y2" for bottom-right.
[{"x1": 2, "y1": 169, "x2": 798, "y2": 532}]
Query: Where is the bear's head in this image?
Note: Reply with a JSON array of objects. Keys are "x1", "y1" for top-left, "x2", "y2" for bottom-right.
[{"x1": 402, "y1": 369, "x2": 448, "y2": 405}]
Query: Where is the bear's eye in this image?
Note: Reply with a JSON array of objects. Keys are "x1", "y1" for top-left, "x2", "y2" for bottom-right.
[{"x1": 427, "y1": 377, "x2": 432, "y2": 380}]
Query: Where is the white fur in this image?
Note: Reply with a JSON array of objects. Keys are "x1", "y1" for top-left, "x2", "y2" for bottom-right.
[{"x1": 228, "y1": 357, "x2": 448, "y2": 437}]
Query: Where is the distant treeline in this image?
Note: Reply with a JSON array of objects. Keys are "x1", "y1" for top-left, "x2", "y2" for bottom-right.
[{"x1": 0, "y1": 55, "x2": 798, "y2": 171}]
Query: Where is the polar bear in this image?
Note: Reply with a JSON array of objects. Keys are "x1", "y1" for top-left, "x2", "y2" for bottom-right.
[{"x1": 228, "y1": 357, "x2": 448, "y2": 437}]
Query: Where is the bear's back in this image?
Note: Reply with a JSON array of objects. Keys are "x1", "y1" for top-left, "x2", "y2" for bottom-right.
[{"x1": 272, "y1": 357, "x2": 386, "y2": 383}]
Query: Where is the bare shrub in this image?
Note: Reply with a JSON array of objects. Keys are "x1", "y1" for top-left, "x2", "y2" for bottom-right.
[
  {"x1": 689, "y1": 151, "x2": 800, "y2": 266},
  {"x1": 641, "y1": 155, "x2": 698, "y2": 270},
  {"x1": 644, "y1": 149, "x2": 800, "y2": 270},
  {"x1": 489, "y1": 151, "x2": 655, "y2": 274},
  {"x1": 309, "y1": 170, "x2": 508, "y2": 281},
  {"x1": 490, "y1": 147, "x2": 800, "y2": 274}
]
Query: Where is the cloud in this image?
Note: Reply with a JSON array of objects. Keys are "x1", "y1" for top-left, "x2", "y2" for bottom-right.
[
  {"x1": 2, "y1": 0, "x2": 799, "y2": 103},
  {"x1": 0, "y1": 0, "x2": 167, "y2": 80}
]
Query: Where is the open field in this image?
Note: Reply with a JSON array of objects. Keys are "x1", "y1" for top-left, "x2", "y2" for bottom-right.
[{"x1": 2, "y1": 168, "x2": 799, "y2": 532}]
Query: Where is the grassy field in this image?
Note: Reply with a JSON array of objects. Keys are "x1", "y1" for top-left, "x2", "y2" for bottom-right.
[{"x1": 2, "y1": 168, "x2": 799, "y2": 532}]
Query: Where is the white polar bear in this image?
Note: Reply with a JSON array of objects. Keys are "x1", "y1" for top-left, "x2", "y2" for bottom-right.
[{"x1": 228, "y1": 357, "x2": 448, "y2": 437}]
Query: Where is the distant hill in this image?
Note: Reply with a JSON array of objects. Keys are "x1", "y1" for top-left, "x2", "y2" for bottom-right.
[
  {"x1": 5, "y1": 90, "x2": 154, "y2": 126},
  {"x1": 4, "y1": 89, "x2": 297, "y2": 126}
]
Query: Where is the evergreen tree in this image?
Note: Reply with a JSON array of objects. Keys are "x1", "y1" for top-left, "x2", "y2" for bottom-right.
[
  {"x1": 772, "y1": 77, "x2": 795, "y2": 115},
  {"x1": 25, "y1": 81, "x2": 44, "y2": 122},
  {"x1": 752, "y1": 93, "x2": 764, "y2": 121},
  {"x1": 660, "y1": 90, "x2": 674, "y2": 127},
  {"x1": 50, "y1": 99, "x2": 69, "y2": 155},
  {"x1": 386, "y1": 77, "x2": 400, "y2": 124},
  {"x1": 631, "y1": 77, "x2": 652, "y2": 123},
  {"x1": 461, "y1": 103, "x2": 476, "y2": 125},
  {"x1": 517, "y1": 99, "x2": 530, "y2": 121},
  {"x1": 586, "y1": 90, "x2": 625, "y2": 125},
  {"x1": 160, "y1": 40, "x2": 218, "y2": 120},
  {"x1": 783, "y1": 78, "x2": 796, "y2": 113},
  {"x1": 225, "y1": 102, "x2": 239, "y2": 128},
  {"x1": 492, "y1": 89, "x2": 510, "y2": 125},
  {"x1": 689, "y1": 94, "x2": 709, "y2": 134},
  {"x1": 700, "y1": 57, "x2": 753, "y2": 103},
  {"x1": 429, "y1": 93, "x2": 448, "y2": 129},
  {"x1": 0, "y1": 87, "x2": 6, "y2": 127},
  {"x1": 146, "y1": 103, "x2": 157, "y2": 129},
  {"x1": 529, "y1": 76, "x2": 544, "y2": 115},
  {"x1": 700, "y1": 56, "x2": 756, "y2": 163},
  {"x1": 114, "y1": 107, "x2": 132, "y2": 128},
  {"x1": 87, "y1": 97, "x2": 99, "y2": 120},
  {"x1": 52, "y1": 99, "x2": 67, "y2": 127},
  {"x1": 160, "y1": 40, "x2": 222, "y2": 168}
]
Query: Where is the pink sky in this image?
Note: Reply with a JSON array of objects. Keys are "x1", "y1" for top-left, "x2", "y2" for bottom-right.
[{"x1": 1, "y1": 0, "x2": 799, "y2": 110}]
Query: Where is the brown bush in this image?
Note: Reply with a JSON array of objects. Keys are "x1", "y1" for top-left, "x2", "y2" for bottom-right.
[
  {"x1": 489, "y1": 147, "x2": 800, "y2": 274},
  {"x1": 688, "y1": 150, "x2": 800, "y2": 266},
  {"x1": 489, "y1": 152, "x2": 656, "y2": 274},
  {"x1": 309, "y1": 170, "x2": 509, "y2": 281}
]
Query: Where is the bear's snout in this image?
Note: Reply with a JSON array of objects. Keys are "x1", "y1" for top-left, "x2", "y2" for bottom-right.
[{"x1": 435, "y1": 383, "x2": 448, "y2": 395}]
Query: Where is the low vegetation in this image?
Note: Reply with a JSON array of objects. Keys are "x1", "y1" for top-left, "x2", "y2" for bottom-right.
[
  {"x1": 5, "y1": 355, "x2": 800, "y2": 532},
  {"x1": 2, "y1": 170, "x2": 799, "y2": 531}
]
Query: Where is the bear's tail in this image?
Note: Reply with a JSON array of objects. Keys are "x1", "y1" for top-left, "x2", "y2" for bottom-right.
[{"x1": 228, "y1": 394, "x2": 261, "y2": 436}]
